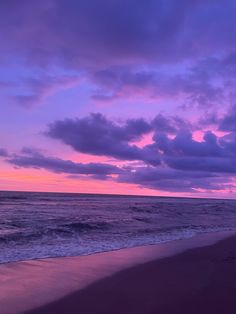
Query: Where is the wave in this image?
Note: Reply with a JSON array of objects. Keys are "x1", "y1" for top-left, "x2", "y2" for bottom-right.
[
  {"x1": 0, "y1": 191, "x2": 236, "y2": 264},
  {"x1": 0, "y1": 221, "x2": 112, "y2": 244},
  {"x1": 60, "y1": 221, "x2": 110, "y2": 231}
]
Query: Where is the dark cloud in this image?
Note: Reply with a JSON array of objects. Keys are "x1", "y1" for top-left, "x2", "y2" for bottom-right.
[
  {"x1": 1, "y1": 0, "x2": 236, "y2": 68},
  {"x1": 5, "y1": 145, "x2": 234, "y2": 192},
  {"x1": 165, "y1": 156, "x2": 236, "y2": 174},
  {"x1": 47, "y1": 113, "x2": 160, "y2": 165},
  {"x1": 155, "y1": 130, "x2": 224, "y2": 157},
  {"x1": 7, "y1": 150, "x2": 122, "y2": 178},
  {"x1": 46, "y1": 112, "x2": 236, "y2": 169},
  {"x1": 1, "y1": 1, "x2": 236, "y2": 109},
  {"x1": 219, "y1": 104, "x2": 236, "y2": 132},
  {"x1": 153, "y1": 128, "x2": 236, "y2": 173},
  {"x1": 118, "y1": 167, "x2": 229, "y2": 192},
  {"x1": 0, "y1": 148, "x2": 8, "y2": 157},
  {"x1": 44, "y1": 111, "x2": 236, "y2": 192},
  {"x1": 219, "y1": 133, "x2": 236, "y2": 156},
  {"x1": 91, "y1": 66, "x2": 224, "y2": 107},
  {"x1": 151, "y1": 114, "x2": 178, "y2": 134}
]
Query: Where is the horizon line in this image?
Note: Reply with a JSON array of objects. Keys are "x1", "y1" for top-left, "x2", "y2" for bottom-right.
[{"x1": 0, "y1": 189, "x2": 235, "y2": 202}]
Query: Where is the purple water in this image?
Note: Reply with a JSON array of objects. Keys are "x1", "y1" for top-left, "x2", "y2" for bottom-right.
[{"x1": 0, "y1": 191, "x2": 236, "y2": 263}]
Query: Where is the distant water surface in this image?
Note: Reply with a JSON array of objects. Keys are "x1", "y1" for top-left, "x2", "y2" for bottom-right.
[{"x1": 0, "y1": 191, "x2": 236, "y2": 264}]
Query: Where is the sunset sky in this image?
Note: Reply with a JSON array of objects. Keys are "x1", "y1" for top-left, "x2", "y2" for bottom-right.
[{"x1": 1, "y1": 0, "x2": 236, "y2": 197}]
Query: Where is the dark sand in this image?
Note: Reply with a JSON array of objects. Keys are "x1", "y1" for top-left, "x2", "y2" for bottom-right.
[{"x1": 25, "y1": 235, "x2": 236, "y2": 314}]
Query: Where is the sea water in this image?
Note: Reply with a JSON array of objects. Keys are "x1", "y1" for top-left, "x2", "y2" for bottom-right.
[{"x1": 0, "y1": 191, "x2": 236, "y2": 263}]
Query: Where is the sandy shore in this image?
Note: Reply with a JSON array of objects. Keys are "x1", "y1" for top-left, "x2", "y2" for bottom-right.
[{"x1": 1, "y1": 231, "x2": 236, "y2": 314}]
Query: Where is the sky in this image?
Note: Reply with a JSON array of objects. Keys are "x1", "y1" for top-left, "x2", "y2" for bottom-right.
[{"x1": 1, "y1": 0, "x2": 236, "y2": 198}]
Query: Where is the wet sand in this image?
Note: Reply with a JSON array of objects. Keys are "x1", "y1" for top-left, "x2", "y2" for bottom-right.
[{"x1": 1, "y1": 231, "x2": 236, "y2": 314}]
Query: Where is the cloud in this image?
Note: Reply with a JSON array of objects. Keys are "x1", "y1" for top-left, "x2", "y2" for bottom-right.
[
  {"x1": 13, "y1": 75, "x2": 80, "y2": 108},
  {"x1": 0, "y1": 0, "x2": 199, "y2": 67},
  {"x1": 118, "y1": 166, "x2": 230, "y2": 192},
  {"x1": 47, "y1": 113, "x2": 160, "y2": 165},
  {"x1": 46, "y1": 112, "x2": 236, "y2": 172},
  {"x1": 153, "y1": 128, "x2": 236, "y2": 174},
  {"x1": 89, "y1": 49, "x2": 236, "y2": 109},
  {"x1": 1, "y1": 1, "x2": 236, "y2": 111},
  {"x1": 219, "y1": 104, "x2": 236, "y2": 132},
  {"x1": 0, "y1": 148, "x2": 8, "y2": 157},
  {"x1": 1, "y1": 0, "x2": 236, "y2": 69},
  {"x1": 7, "y1": 149, "x2": 122, "y2": 178},
  {"x1": 165, "y1": 156, "x2": 236, "y2": 174},
  {"x1": 155, "y1": 130, "x2": 223, "y2": 157},
  {"x1": 91, "y1": 66, "x2": 224, "y2": 108},
  {"x1": 4, "y1": 145, "x2": 234, "y2": 192},
  {"x1": 42, "y1": 111, "x2": 236, "y2": 192}
]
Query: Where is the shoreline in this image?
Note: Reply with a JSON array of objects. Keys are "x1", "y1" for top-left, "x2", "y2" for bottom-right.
[
  {"x1": 1, "y1": 230, "x2": 236, "y2": 314},
  {"x1": 2, "y1": 228, "x2": 236, "y2": 266}
]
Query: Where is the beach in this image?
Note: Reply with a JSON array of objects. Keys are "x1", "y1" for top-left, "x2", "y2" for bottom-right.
[{"x1": 1, "y1": 231, "x2": 236, "y2": 314}]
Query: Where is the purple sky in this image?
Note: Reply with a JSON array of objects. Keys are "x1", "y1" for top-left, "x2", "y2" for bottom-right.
[{"x1": 1, "y1": 0, "x2": 236, "y2": 197}]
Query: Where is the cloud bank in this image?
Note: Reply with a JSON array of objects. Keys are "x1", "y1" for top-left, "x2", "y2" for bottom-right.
[
  {"x1": 2, "y1": 108, "x2": 236, "y2": 193},
  {"x1": 1, "y1": 0, "x2": 236, "y2": 109}
]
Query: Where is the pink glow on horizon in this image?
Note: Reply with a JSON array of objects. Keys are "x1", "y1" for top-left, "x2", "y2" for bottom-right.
[
  {"x1": 1, "y1": 162, "x2": 235, "y2": 199},
  {"x1": 0, "y1": 169, "x2": 163, "y2": 196}
]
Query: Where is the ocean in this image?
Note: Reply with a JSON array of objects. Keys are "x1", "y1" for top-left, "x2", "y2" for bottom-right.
[{"x1": 0, "y1": 191, "x2": 236, "y2": 264}]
